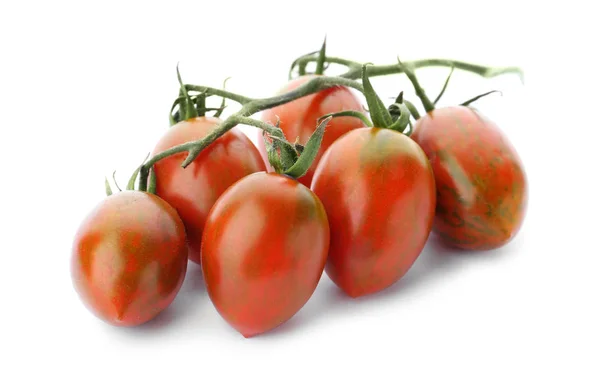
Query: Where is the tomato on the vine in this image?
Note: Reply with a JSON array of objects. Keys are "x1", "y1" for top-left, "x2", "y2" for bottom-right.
[
  {"x1": 71, "y1": 191, "x2": 188, "y2": 326},
  {"x1": 411, "y1": 106, "x2": 527, "y2": 250},
  {"x1": 311, "y1": 127, "x2": 436, "y2": 297},
  {"x1": 152, "y1": 116, "x2": 266, "y2": 264},
  {"x1": 259, "y1": 75, "x2": 364, "y2": 187},
  {"x1": 201, "y1": 172, "x2": 330, "y2": 337}
]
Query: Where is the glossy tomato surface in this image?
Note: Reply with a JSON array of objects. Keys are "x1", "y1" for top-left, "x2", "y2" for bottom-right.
[
  {"x1": 259, "y1": 75, "x2": 364, "y2": 187},
  {"x1": 152, "y1": 116, "x2": 266, "y2": 264},
  {"x1": 411, "y1": 106, "x2": 528, "y2": 250},
  {"x1": 312, "y1": 127, "x2": 436, "y2": 297},
  {"x1": 71, "y1": 191, "x2": 188, "y2": 326},
  {"x1": 202, "y1": 172, "x2": 329, "y2": 337}
]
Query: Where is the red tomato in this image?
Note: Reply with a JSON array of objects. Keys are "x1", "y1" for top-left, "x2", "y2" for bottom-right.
[
  {"x1": 259, "y1": 75, "x2": 364, "y2": 187},
  {"x1": 411, "y1": 106, "x2": 528, "y2": 250},
  {"x1": 71, "y1": 191, "x2": 188, "y2": 326},
  {"x1": 152, "y1": 116, "x2": 266, "y2": 264},
  {"x1": 311, "y1": 127, "x2": 436, "y2": 297},
  {"x1": 201, "y1": 172, "x2": 329, "y2": 337}
]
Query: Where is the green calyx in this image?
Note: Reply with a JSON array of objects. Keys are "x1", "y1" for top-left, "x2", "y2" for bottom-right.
[
  {"x1": 288, "y1": 36, "x2": 354, "y2": 78},
  {"x1": 314, "y1": 37, "x2": 327, "y2": 76},
  {"x1": 461, "y1": 90, "x2": 502, "y2": 107},
  {"x1": 119, "y1": 42, "x2": 524, "y2": 197},
  {"x1": 265, "y1": 118, "x2": 298, "y2": 171},
  {"x1": 176, "y1": 64, "x2": 198, "y2": 121},
  {"x1": 318, "y1": 110, "x2": 373, "y2": 127},
  {"x1": 361, "y1": 64, "x2": 412, "y2": 133},
  {"x1": 170, "y1": 67, "x2": 229, "y2": 126},
  {"x1": 128, "y1": 153, "x2": 151, "y2": 191},
  {"x1": 312, "y1": 65, "x2": 417, "y2": 135},
  {"x1": 362, "y1": 64, "x2": 393, "y2": 127},
  {"x1": 133, "y1": 75, "x2": 364, "y2": 190},
  {"x1": 264, "y1": 116, "x2": 331, "y2": 179},
  {"x1": 105, "y1": 177, "x2": 113, "y2": 196},
  {"x1": 105, "y1": 171, "x2": 122, "y2": 196},
  {"x1": 433, "y1": 66, "x2": 455, "y2": 105},
  {"x1": 104, "y1": 154, "x2": 154, "y2": 197},
  {"x1": 311, "y1": 66, "x2": 416, "y2": 135}
]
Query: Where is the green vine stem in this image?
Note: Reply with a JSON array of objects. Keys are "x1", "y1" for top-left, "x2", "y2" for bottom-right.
[
  {"x1": 318, "y1": 110, "x2": 373, "y2": 127},
  {"x1": 289, "y1": 56, "x2": 361, "y2": 79},
  {"x1": 397, "y1": 59, "x2": 435, "y2": 113},
  {"x1": 236, "y1": 117, "x2": 286, "y2": 137},
  {"x1": 403, "y1": 99, "x2": 421, "y2": 120},
  {"x1": 290, "y1": 56, "x2": 524, "y2": 83},
  {"x1": 460, "y1": 90, "x2": 503, "y2": 107},
  {"x1": 433, "y1": 66, "x2": 455, "y2": 105},
  {"x1": 136, "y1": 76, "x2": 365, "y2": 191},
  {"x1": 288, "y1": 50, "x2": 319, "y2": 80},
  {"x1": 184, "y1": 86, "x2": 252, "y2": 105},
  {"x1": 316, "y1": 65, "x2": 412, "y2": 135},
  {"x1": 395, "y1": 59, "x2": 507, "y2": 114}
]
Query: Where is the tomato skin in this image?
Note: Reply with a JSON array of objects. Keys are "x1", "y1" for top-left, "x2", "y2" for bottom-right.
[
  {"x1": 259, "y1": 75, "x2": 365, "y2": 187},
  {"x1": 311, "y1": 128, "x2": 436, "y2": 297},
  {"x1": 152, "y1": 116, "x2": 266, "y2": 264},
  {"x1": 71, "y1": 191, "x2": 188, "y2": 327},
  {"x1": 411, "y1": 106, "x2": 528, "y2": 250},
  {"x1": 201, "y1": 172, "x2": 329, "y2": 337}
]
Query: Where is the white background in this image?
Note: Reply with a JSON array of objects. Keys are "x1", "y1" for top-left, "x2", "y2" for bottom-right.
[{"x1": 1, "y1": 1, "x2": 598, "y2": 381}]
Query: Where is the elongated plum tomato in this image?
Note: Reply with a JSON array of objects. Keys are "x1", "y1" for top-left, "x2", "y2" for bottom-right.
[
  {"x1": 411, "y1": 106, "x2": 527, "y2": 250},
  {"x1": 311, "y1": 127, "x2": 436, "y2": 297},
  {"x1": 202, "y1": 172, "x2": 329, "y2": 337},
  {"x1": 259, "y1": 75, "x2": 364, "y2": 187},
  {"x1": 71, "y1": 191, "x2": 188, "y2": 326},
  {"x1": 152, "y1": 116, "x2": 266, "y2": 264}
]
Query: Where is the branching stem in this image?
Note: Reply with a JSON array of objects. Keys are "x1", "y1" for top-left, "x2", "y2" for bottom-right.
[{"x1": 138, "y1": 76, "x2": 365, "y2": 189}]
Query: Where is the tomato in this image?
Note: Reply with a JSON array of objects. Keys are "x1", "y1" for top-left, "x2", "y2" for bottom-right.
[
  {"x1": 201, "y1": 172, "x2": 329, "y2": 337},
  {"x1": 411, "y1": 106, "x2": 528, "y2": 250},
  {"x1": 71, "y1": 191, "x2": 188, "y2": 326},
  {"x1": 259, "y1": 75, "x2": 365, "y2": 187},
  {"x1": 152, "y1": 116, "x2": 266, "y2": 264},
  {"x1": 311, "y1": 127, "x2": 436, "y2": 297}
]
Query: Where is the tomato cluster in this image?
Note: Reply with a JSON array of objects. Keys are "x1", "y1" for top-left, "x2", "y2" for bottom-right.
[{"x1": 71, "y1": 42, "x2": 527, "y2": 336}]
